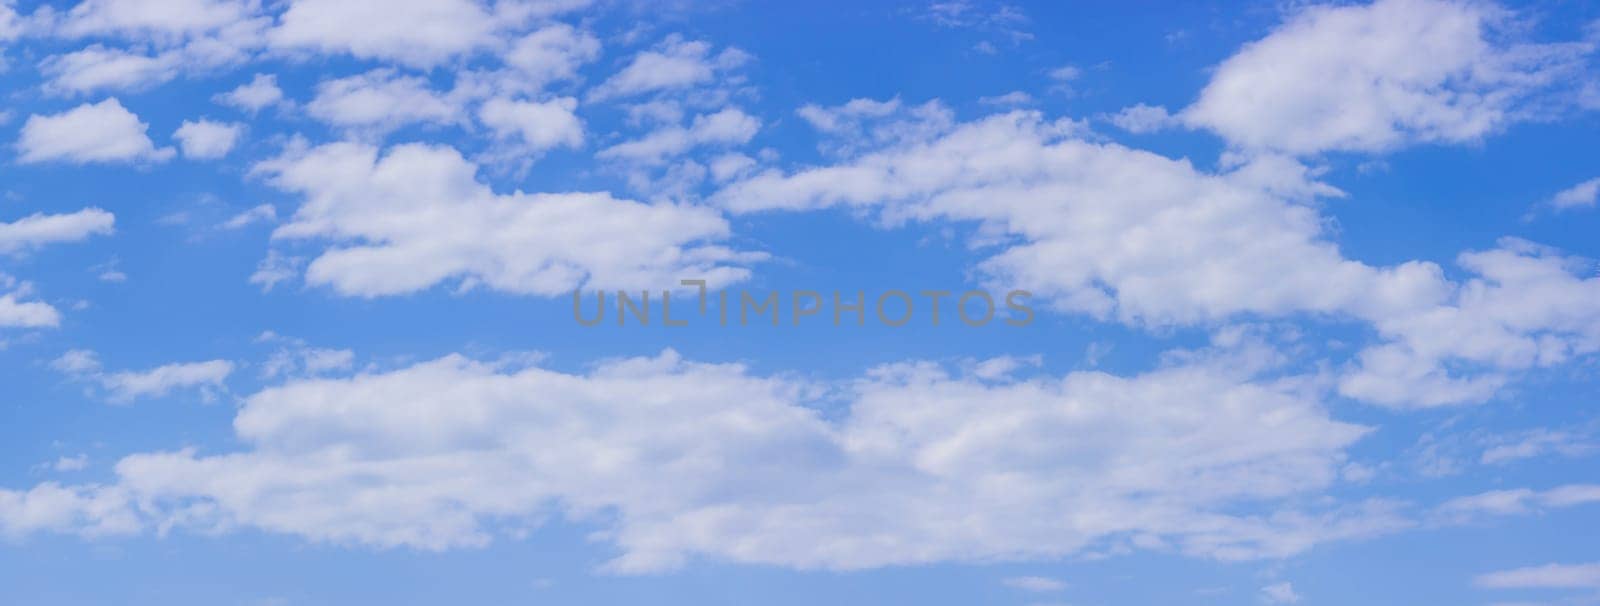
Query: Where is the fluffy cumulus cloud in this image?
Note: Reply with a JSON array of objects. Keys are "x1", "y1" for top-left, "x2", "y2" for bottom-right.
[
  {"x1": 253, "y1": 141, "x2": 757, "y2": 297},
  {"x1": 15, "y1": 98, "x2": 175, "y2": 164},
  {"x1": 305, "y1": 69, "x2": 465, "y2": 135},
  {"x1": 56, "y1": 0, "x2": 257, "y2": 39},
  {"x1": 0, "y1": 293, "x2": 62, "y2": 328},
  {"x1": 0, "y1": 482, "x2": 138, "y2": 539},
  {"x1": 503, "y1": 22, "x2": 600, "y2": 89},
  {"x1": 716, "y1": 110, "x2": 1429, "y2": 324},
  {"x1": 4, "y1": 0, "x2": 1600, "y2": 587},
  {"x1": 1339, "y1": 240, "x2": 1600, "y2": 407},
  {"x1": 477, "y1": 96, "x2": 584, "y2": 151},
  {"x1": 714, "y1": 110, "x2": 1600, "y2": 407},
  {"x1": 1182, "y1": 0, "x2": 1594, "y2": 154},
  {"x1": 172, "y1": 118, "x2": 244, "y2": 159},
  {"x1": 267, "y1": 0, "x2": 498, "y2": 68},
  {"x1": 1, "y1": 341, "x2": 1401, "y2": 571},
  {"x1": 1105, "y1": 103, "x2": 1174, "y2": 134},
  {"x1": 43, "y1": 0, "x2": 270, "y2": 87},
  {"x1": 214, "y1": 73, "x2": 284, "y2": 112}
]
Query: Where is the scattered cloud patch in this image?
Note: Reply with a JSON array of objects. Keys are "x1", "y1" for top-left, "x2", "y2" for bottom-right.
[
  {"x1": 53, "y1": 349, "x2": 234, "y2": 403},
  {"x1": 589, "y1": 35, "x2": 749, "y2": 101},
  {"x1": 1003, "y1": 576, "x2": 1066, "y2": 592},
  {"x1": 1106, "y1": 103, "x2": 1174, "y2": 134},
  {"x1": 598, "y1": 108, "x2": 759, "y2": 164},
  {"x1": 40, "y1": 45, "x2": 181, "y2": 94},
  {"x1": 1549, "y1": 177, "x2": 1600, "y2": 211},
  {"x1": 219, "y1": 204, "x2": 276, "y2": 230},
  {"x1": 1, "y1": 343, "x2": 1387, "y2": 571},
  {"x1": 1260, "y1": 582, "x2": 1301, "y2": 604},
  {"x1": 0, "y1": 208, "x2": 115, "y2": 254},
  {"x1": 477, "y1": 96, "x2": 584, "y2": 152},
  {"x1": 0, "y1": 293, "x2": 61, "y2": 328},
  {"x1": 215, "y1": 73, "x2": 285, "y2": 112},
  {"x1": 1476, "y1": 562, "x2": 1600, "y2": 589},
  {"x1": 267, "y1": 0, "x2": 500, "y2": 68},
  {"x1": 716, "y1": 111, "x2": 1600, "y2": 408},
  {"x1": 1182, "y1": 0, "x2": 1595, "y2": 154},
  {"x1": 305, "y1": 69, "x2": 465, "y2": 136},
  {"x1": 16, "y1": 99, "x2": 175, "y2": 164},
  {"x1": 254, "y1": 141, "x2": 758, "y2": 296},
  {"x1": 173, "y1": 119, "x2": 244, "y2": 159}
]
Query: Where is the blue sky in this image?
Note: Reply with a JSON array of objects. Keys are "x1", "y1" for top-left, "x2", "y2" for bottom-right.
[{"x1": 2, "y1": 0, "x2": 1600, "y2": 604}]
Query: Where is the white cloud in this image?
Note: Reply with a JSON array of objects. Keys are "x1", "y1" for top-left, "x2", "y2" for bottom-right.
[
  {"x1": 45, "y1": 0, "x2": 269, "y2": 80},
  {"x1": 715, "y1": 110, "x2": 1600, "y2": 407},
  {"x1": 919, "y1": 0, "x2": 1030, "y2": 44},
  {"x1": 0, "y1": 275, "x2": 62, "y2": 330},
  {"x1": 220, "y1": 204, "x2": 276, "y2": 230},
  {"x1": 503, "y1": 23, "x2": 600, "y2": 90},
  {"x1": 0, "y1": 483, "x2": 137, "y2": 539},
  {"x1": 1181, "y1": 0, "x2": 1593, "y2": 154},
  {"x1": 57, "y1": 0, "x2": 255, "y2": 38},
  {"x1": 978, "y1": 91, "x2": 1033, "y2": 106},
  {"x1": 40, "y1": 45, "x2": 181, "y2": 94},
  {"x1": 0, "y1": 293, "x2": 61, "y2": 328},
  {"x1": 51, "y1": 348, "x2": 101, "y2": 374},
  {"x1": 53, "y1": 350, "x2": 234, "y2": 403},
  {"x1": 1048, "y1": 65, "x2": 1080, "y2": 82},
  {"x1": 1002, "y1": 576, "x2": 1066, "y2": 592},
  {"x1": 0, "y1": 208, "x2": 115, "y2": 254},
  {"x1": 598, "y1": 108, "x2": 759, "y2": 164},
  {"x1": 173, "y1": 119, "x2": 244, "y2": 159},
  {"x1": 1550, "y1": 177, "x2": 1600, "y2": 211},
  {"x1": 255, "y1": 332, "x2": 353, "y2": 379},
  {"x1": 1476, "y1": 562, "x2": 1600, "y2": 589},
  {"x1": 1106, "y1": 103, "x2": 1174, "y2": 134},
  {"x1": 714, "y1": 111, "x2": 1428, "y2": 324},
  {"x1": 28, "y1": 0, "x2": 271, "y2": 111},
  {"x1": 268, "y1": 0, "x2": 498, "y2": 68},
  {"x1": 589, "y1": 35, "x2": 750, "y2": 101},
  {"x1": 1434, "y1": 484, "x2": 1600, "y2": 522},
  {"x1": 16, "y1": 98, "x2": 175, "y2": 164},
  {"x1": 708, "y1": 153, "x2": 755, "y2": 183},
  {"x1": 0, "y1": 1, "x2": 20, "y2": 43},
  {"x1": 306, "y1": 69, "x2": 464, "y2": 135},
  {"x1": 0, "y1": 341, "x2": 1390, "y2": 571},
  {"x1": 1260, "y1": 582, "x2": 1301, "y2": 604},
  {"x1": 248, "y1": 250, "x2": 302, "y2": 291},
  {"x1": 215, "y1": 73, "x2": 285, "y2": 112},
  {"x1": 1480, "y1": 428, "x2": 1597, "y2": 465},
  {"x1": 53, "y1": 454, "x2": 90, "y2": 472},
  {"x1": 794, "y1": 97, "x2": 955, "y2": 156},
  {"x1": 477, "y1": 96, "x2": 584, "y2": 152},
  {"x1": 253, "y1": 141, "x2": 758, "y2": 296},
  {"x1": 1339, "y1": 239, "x2": 1600, "y2": 407},
  {"x1": 797, "y1": 97, "x2": 902, "y2": 134}
]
